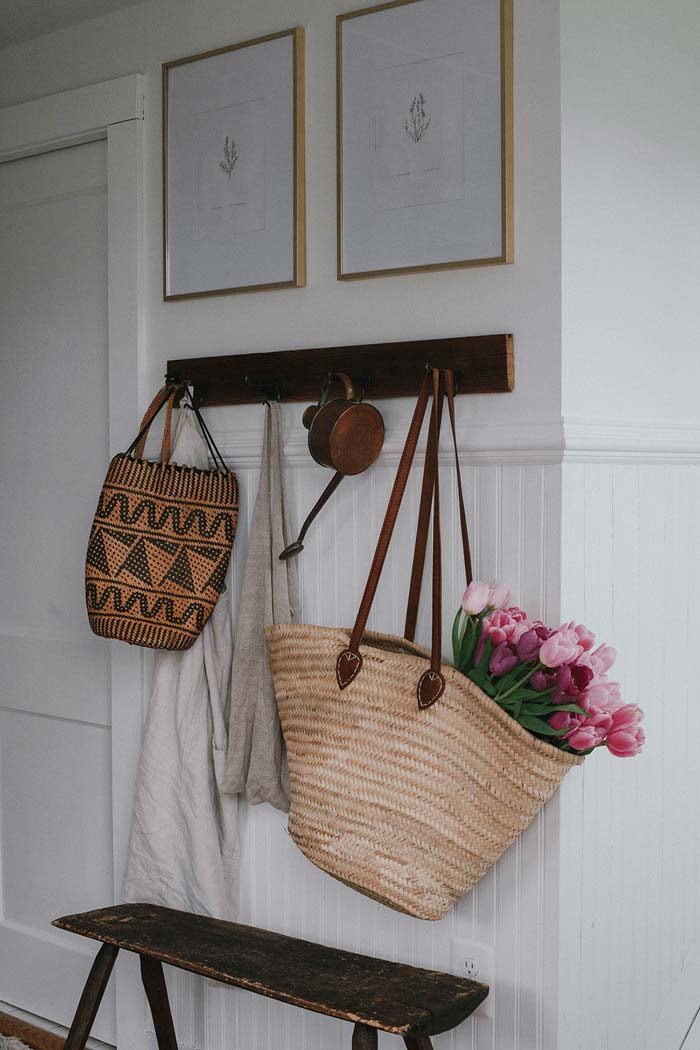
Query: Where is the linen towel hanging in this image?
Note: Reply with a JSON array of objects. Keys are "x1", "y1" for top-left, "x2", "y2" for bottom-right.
[
  {"x1": 222, "y1": 403, "x2": 299, "y2": 810},
  {"x1": 122, "y1": 407, "x2": 239, "y2": 920},
  {"x1": 267, "y1": 371, "x2": 582, "y2": 920}
]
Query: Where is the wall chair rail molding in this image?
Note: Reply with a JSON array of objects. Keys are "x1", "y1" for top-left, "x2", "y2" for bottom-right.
[
  {"x1": 167, "y1": 333, "x2": 514, "y2": 406},
  {"x1": 561, "y1": 418, "x2": 700, "y2": 464}
]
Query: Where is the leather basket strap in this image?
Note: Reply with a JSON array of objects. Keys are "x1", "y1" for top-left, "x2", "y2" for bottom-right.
[
  {"x1": 127, "y1": 384, "x2": 180, "y2": 463},
  {"x1": 404, "y1": 390, "x2": 443, "y2": 643},
  {"x1": 422, "y1": 366, "x2": 445, "y2": 707},
  {"x1": 337, "y1": 370, "x2": 446, "y2": 706},
  {"x1": 444, "y1": 370, "x2": 473, "y2": 586},
  {"x1": 336, "y1": 372, "x2": 433, "y2": 693},
  {"x1": 404, "y1": 370, "x2": 473, "y2": 643}
]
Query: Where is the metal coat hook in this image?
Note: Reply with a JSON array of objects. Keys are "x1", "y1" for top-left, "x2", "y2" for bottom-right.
[
  {"x1": 424, "y1": 363, "x2": 463, "y2": 393},
  {"x1": 245, "y1": 375, "x2": 283, "y2": 404}
]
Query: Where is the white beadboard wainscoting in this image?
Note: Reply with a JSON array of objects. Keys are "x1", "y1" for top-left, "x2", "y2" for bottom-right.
[
  {"x1": 138, "y1": 412, "x2": 700, "y2": 1050},
  {"x1": 145, "y1": 409, "x2": 565, "y2": 1050},
  {"x1": 558, "y1": 461, "x2": 700, "y2": 1050}
]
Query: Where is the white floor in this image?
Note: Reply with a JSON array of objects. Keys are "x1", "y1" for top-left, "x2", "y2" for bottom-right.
[{"x1": 0, "y1": 1000, "x2": 113, "y2": 1050}]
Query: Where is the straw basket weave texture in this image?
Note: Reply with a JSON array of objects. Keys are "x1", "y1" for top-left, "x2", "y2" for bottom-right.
[
  {"x1": 86, "y1": 454, "x2": 237, "y2": 650},
  {"x1": 85, "y1": 383, "x2": 237, "y2": 651},
  {"x1": 267, "y1": 624, "x2": 583, "y2": 921}
]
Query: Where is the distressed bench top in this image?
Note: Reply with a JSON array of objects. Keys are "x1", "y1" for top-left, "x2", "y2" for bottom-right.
[{"x1": 53, "y1": 903, "x2": 487, "y2": 1036}]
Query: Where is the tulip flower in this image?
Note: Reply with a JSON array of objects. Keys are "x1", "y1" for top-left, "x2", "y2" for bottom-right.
[
  {"x1": 462, "y1": 580, "x2": 491, "y2": 615},
  {"x1": 568, "y1": 724, "x2": 605, "y2": 751},
  {"x1": 488, "y1": 582, "x2": 511, "y2": 610},
  {"x1": 609, "y1": 704, "x2": 644, "y2": 732},
  {"x1": 586, "y1": 678, "x2": 622, "y2": 712},
  {"x1": 574, "y1": 624, "x2": 596, "y2": 651},
  {"x1": 607, "y1": 721, "x2": 645, "y2": 757},
  {"x1": 590, "y1": 644, "x2": 617, "y2": 675},
  {"x1": 515, "y1": 628, "x2": 543, "y2": 663},
  {"x1": 449, "y1": 580, "x2": 643, "y2": 758},
  {"x1": 539, "y1": 628, "x2": 583, "y2": 668},
  {"x1": 489, "y1": 642, "x2": 519, "y2": 677},
  {"x1": 549, "y1": 711, "x2": 582, "y2": 734}
]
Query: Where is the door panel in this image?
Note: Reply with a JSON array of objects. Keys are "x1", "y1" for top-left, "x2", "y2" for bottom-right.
[
  {"x1": 0, "y1": 140, "x2": 115, "y2": 1040},
  {"x1": 0, "y1": 711, "x2": 112, "y2": 925}
]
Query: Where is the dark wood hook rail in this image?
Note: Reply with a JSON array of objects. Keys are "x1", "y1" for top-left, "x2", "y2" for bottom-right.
[{"x1": 167, "y1": 334, "x2": 513, "y2": 406}]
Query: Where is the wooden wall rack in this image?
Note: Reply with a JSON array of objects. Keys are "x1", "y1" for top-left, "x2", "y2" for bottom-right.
[{"x1": 167, "y1": 334, "x2": 513, "y2": 406}]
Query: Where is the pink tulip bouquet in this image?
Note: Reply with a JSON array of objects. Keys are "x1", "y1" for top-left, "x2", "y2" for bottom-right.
[{"x1": 454, "y1": 581, "x2": 645, "y2": 757}]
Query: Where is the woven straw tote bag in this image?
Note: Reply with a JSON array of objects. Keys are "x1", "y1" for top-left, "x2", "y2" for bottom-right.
[
  {"x1": 267, "y1": 369, "x2": 582, "y2": 920},
  {"x1": 86, "y1": 382, "x2": 238, "y2": 651}
]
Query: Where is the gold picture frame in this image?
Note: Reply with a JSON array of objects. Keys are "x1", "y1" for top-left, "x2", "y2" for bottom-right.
[
  {"x1": 163, "y1": 27, "x2": 306, "y2": 300},
  {"x1": 337, "y1": 0, "x2": 513, "y2": 280}
]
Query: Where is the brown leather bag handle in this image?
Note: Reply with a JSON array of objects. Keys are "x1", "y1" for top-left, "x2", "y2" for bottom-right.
[
  {"x1": 336, "y1": 369, "x2": 447, "y2": 708},
  {"x1": 444, "y1": 370, "x2": 473, "y2": 586},
  {"x1": 127, "y1": 384, "x2": 180, "y2": 463},
  {"x1": 404, "y1": 369, "x2": 472, "y2": 642},
  {"x1": 404, "y1": 390, "x2": 442, "y2": 643},
  {"x1": 426, "y1": 367, "x2": 444, "y2": 706}
]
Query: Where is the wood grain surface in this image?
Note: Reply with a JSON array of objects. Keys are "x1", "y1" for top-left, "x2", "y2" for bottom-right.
[
  {"x1": 53, "y1": 903, "x2": 488, "y2": 1035},
  {"x1": 167, "y1": 334, "x2": 514, "y2": 406},
  {"x1": 0, "y1": 1012, "x2": 66, "y2": 1050}
]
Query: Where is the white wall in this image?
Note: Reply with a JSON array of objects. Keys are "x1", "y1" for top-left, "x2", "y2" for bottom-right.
[
  {"x1": 0, "y1": 0, "x2": 563, "y2": 436},
  {"x1": 0, "y1": 2, "x2": 567, "y2": 1050},
  {"x1": 557, "y1": 461, "x2": 700, "y2": 1050},
  {"x1": 9, "y1": 2, "x2": 700, "y2": 1049},
  {"x1": 558, "y1": 2, "x2": 700, "y2": 1047},
  {"x1": 560, "y1": 0, "x2": 700, "y2": 424}
]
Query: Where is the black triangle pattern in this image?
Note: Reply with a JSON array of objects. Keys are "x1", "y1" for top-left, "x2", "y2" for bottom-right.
[
  {"x1": 105, "y1": 528, "x2": 138, "y2": 548},
  {"x1": 118, "y1": 538, "x2": 153, "y2": 586},
  {"x1": 87, "y1": 454, "x2": 238, "y2": 649},
  {"x1": 191, "y1": 544, "x2": 222, "y2": 562},
  {"x1": 148, "y1": 537, "x2": 180, "y2": 555},
  {"x1": 162, "y1": 549, "x2": 195, "y2": 592},
  {"x1": 203, "y1": 557, "x2": 227, "y2": 594},
  {"x1": 86, "y1": 530, "x2": 110, "y2": 574}
]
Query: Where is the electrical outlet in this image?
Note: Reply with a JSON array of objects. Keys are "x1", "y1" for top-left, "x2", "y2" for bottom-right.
[{"x1": 449, "y1": 938, "x2": 495, "y2": 1020}]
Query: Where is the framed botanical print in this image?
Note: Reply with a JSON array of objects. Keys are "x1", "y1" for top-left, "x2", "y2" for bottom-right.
[
  {"x1": 337, "y1": 0, "x2": 513, "y2": 280},
  {"x1": 163, "y1": 28, "x2": 305, "y2": 300}
]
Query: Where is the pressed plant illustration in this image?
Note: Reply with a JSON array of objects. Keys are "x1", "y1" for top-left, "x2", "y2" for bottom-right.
[
  {"x1": 218, "y1": 136, "x2": 239, "y2": 179},
  {"x1": 405, "y1": 93, "x2": 431, "y2": 143}
]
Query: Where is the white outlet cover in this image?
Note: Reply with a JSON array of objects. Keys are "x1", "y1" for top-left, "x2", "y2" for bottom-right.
[{"x1": 449, "y1": 937, "x2": 495, "y2": 1020}]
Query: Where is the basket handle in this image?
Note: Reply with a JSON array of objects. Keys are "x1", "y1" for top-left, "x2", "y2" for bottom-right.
[
  {"x1": 124, "y1": 383, "x2": 230, "y2": 472},
  {"x1": 126, "y1": 384, "x2": 180, "y2": 463},
  {"x1": 404, "y1": 370, "x2": 472, "y2": 642},
  {"x1": 337, "y1": 369, "x2": 449, "y2": 708}
]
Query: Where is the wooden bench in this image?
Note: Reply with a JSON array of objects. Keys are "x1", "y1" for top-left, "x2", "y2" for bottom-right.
[{"x1": 53, "y1": 904, "x2": 488, "y2": 1050}]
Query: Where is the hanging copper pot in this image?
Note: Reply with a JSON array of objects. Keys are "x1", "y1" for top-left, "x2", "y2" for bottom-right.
[
  {"x1": 302, "y1": 372, "x2": 384, "y2": 475},
  {"x1": 280, "y1": 373, "x2": 384, "y2": 560}
]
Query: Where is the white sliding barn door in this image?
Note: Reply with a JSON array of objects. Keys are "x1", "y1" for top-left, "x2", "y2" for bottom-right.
[
  {"x1": 0, "y1": 139, "x2": 116, "y2": 1040},
  {"x1": 0, "y1": 77, "x2": 145, "y2": 1048}
]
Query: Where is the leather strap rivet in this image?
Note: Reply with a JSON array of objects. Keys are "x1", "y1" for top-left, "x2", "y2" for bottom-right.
[
  {"x1": 417, "y1": 669, "x2": 445, "y2": 710},
  {"x1": 336, "y1": 649, "x2": 363, "y2": 690}
]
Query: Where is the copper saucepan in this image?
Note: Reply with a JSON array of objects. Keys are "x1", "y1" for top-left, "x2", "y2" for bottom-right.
[
  {"x1": 280, "y1": 373, "x2": 384, "y2": 560},
  {"x1": 302, "y1": 372, "x2": 384, "y2": 475}
]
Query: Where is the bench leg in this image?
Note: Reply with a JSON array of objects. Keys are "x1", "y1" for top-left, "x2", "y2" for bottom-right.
[
  {"x1": 404, "y1": 1038, "x2": 434, "y2": 1050},
  {"x1": 352, "y1": 1024, "x2": 378, "y2": 1050},
  {"x1": 64, "y1": 943, "x2": 119, "y2": 1050},
  {"x1": 140, "y1": 956, "x2": 179, "y2": 1050}
]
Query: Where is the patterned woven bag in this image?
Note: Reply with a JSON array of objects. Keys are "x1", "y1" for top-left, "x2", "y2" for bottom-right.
[
  {"x1": 86, "y1": 383, "x2": 238, "y2": 651},
  {"x1": 267, "y1": 370, "x2": 582, "y2": 920}
]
